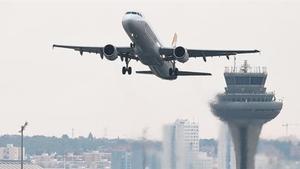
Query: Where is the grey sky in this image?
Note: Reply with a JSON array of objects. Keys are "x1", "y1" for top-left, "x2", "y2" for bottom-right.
[{"x1": 0, "y1": 0, "x2": 299, "y2": 140}]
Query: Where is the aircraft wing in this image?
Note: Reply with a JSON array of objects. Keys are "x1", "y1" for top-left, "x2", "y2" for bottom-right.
[
  {"x1": 52, "y1": 44, "x2": 139, "y2": 60},
  {"x1": 159, "y1": 48, "x2": 259, "y2": 61}
]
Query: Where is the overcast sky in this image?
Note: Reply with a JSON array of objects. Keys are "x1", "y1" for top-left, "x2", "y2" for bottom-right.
[{"x1": 0, "y1": 0, "x2": 299, "y2": 140}]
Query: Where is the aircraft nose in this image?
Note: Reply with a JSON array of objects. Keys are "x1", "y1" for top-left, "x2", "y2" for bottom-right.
[
  {"x1": 122, "y1": 15, "x2": 135, "y2": 28},
  {"x1": 122, "y1": 14, "x2": 143, "y2": 29}
]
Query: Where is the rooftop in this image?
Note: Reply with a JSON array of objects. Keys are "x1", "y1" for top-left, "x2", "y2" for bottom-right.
[
  {"x1": 0, "y1": 160, "x2": 42, "y2": 169},
  {"x1": 225, "y1": 60, "x2": 267, "y2": 74}
]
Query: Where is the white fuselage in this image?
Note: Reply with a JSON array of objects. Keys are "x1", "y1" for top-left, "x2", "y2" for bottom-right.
[{"x1": 122, "y1": 13, "x2": 176, "y2": 80}]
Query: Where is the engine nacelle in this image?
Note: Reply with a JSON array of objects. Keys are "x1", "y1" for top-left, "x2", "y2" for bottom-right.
[
  {"x1": 173, "y1": 46, "x2": 189, "y2": 63},
  {"x1": 103, "y1": 44, "x2": 118, "y2": 61}
]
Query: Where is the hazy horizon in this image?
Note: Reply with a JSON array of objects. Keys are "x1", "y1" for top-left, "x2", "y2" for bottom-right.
[{"x1": 1, "y1": 0, "x2": 299, "y2": 140}]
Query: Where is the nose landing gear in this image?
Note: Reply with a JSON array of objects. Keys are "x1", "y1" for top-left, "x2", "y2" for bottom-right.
[
  {"x1": 121, "y1": 42, "x2": 136, "y2": 75},
  {"x1": 122, "y1": 66, "x2": 132, "y2": 75}
]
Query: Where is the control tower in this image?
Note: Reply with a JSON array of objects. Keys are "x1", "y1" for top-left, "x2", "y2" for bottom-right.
[{"x1": 210, "y1": 61, "x2": 283, "y2": 169}]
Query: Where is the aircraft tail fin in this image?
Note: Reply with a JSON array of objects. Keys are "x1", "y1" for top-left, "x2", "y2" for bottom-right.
[{"x1": 171, "y1": 32, "x2": 177, "y2": 47}]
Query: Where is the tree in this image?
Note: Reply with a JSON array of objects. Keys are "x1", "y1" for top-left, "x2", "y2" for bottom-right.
[
  {"x1": 88, "y1": 132, "x2": 94, "y2": 140},
  {"x1": 61, "y1": 134, "x2": 69, "y2": 139}
]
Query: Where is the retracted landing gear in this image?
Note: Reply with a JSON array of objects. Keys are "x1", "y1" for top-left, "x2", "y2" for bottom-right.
[
  {"x1": 169, "y1": 68, "x2": 178, "y2": 76},
  {"x1": 122, "y1": 57, "x2": 132, "y2": 75},
  {"x1": 169, "y1": 61, "x2": 178, "y2": 76}
]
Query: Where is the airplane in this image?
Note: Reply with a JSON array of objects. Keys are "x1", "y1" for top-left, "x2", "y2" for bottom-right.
[{"x1": 53, "y1": 11, "x2": 259, "y2": 80}]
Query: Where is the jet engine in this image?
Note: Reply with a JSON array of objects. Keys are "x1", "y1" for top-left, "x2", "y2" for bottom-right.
[
  {"x1": 173, "y1": 46, "x2": 189, "y2": 63},
  {"x1": 103, "y1": 44, "x2": 118, "y2": 61}
]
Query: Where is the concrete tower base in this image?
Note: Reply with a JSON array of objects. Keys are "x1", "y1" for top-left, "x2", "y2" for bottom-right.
[{"x1": 228, "y1": 121, "x2": 263, "y2": 169}]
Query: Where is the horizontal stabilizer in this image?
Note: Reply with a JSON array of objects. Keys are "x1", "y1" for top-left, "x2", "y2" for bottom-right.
[
  {"x1": 177, "y1": 71, "x2": 212, "y2": 76},
  {"x1": 136, "y1": 71, "x2": 154, "y2": 75},
  {"x1": 136, "y1": 70, "x2": 211, "y2": 76}
]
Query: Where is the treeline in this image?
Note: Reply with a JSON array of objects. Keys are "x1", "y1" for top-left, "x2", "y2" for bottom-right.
[
  {"x1": 0, "y1": 134, "x2": 150, "y2": 155},
  {"x1": 258, "y1": 139, "x2": 299, "y2": 160},
  {"x1": 0, "y1": 134, "x2": 298, "y2": 160}
]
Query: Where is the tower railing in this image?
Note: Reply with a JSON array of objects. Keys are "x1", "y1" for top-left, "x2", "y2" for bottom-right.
[{"x1": 225, "y1": 66, "x2": 267, "y2": 74}]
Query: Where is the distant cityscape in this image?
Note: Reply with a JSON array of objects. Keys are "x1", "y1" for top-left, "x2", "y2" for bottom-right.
[
  {"x1": 0, "y1": 119, "x2": 300, "y2": 169},
  {"x1": 1, "y1": 61, "x2": 298, "y2": 169}
]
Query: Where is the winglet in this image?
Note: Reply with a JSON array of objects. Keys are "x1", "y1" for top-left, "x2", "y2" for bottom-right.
[
  {"x1": 52, "y1": 44, "x2": 58, "y2": 50},
  {"x1": 256, "y1": 50, "x2": 261, "y2": 54}
]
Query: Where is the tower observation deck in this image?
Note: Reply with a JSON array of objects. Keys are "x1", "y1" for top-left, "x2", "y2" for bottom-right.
[{"x1": 210, "y1": 61, "x2": 283, "y2": 169}]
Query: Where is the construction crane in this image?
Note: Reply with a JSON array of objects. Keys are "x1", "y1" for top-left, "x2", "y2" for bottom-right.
[{"x1": 282, "y1": 123, "x2": 300, "y2": 136}]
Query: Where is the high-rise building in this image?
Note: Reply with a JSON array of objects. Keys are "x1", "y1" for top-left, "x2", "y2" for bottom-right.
[
  {"x1": 163, "y1": 119, "x2": 199, "y2": 169},
  {"x1": 130, "y1": 143, "x2": 143, "y2": 169},
  {"x1": 192, "y1": 152, "x2": 214, "y2": 169},
  {"x1": 111, "y1": 151, "x2": 132, "y2": 169},
  {"x1": 210, "y1": 61, "x2": 283, "y2": 169},
  {"x1": 145, "y1": 148, "x2": 162, "y2": 169},
  {"x1": 218, "y1": 123, "x2": 235, "y2": 169},
  {"x1": 0, "y1": 144, "x2": 24, "y2": 160}
]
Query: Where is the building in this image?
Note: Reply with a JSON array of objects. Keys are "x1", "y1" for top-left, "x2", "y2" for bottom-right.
[
  {"x1": 0, "y1": 160, "x2": 42, "y2": 169},
  {"x1": 218, "y1": 123, "x2": 235, "y2": 169},
  {"x1": 130, "y1": 144, "x2": 143, "y2": 169},
  {"x1": 210, "y1": 61, "x2": 283, "y2": 169},
  {"x1": 255, "y1": 153, "x2": 280, "y2": 169},
  {"x1": 163, "y1": 119, "x2": 199, "y2": 169},
  {"x1": 31, "y1": 153, "x2": 59, "y2": 168},
  {"x1": 111, "y1": 151, "x2": 132, "y2": 169},
  {"x1": 145, "y1": 148, "x2": 162, "y2": 169},
  {"x1": 83, "y1": 151, "x2": 111, "y2": 169},
  {"x1": 0, "y1": 144, "x2": 24, "y2": 160},
  {"x1": 192, "y1": 152, "x2": 214, "y2": 169}
]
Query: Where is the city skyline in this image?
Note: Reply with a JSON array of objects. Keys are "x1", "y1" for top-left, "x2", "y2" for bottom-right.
[
  {"x1": 1, "y1": 0, "x2": 299, "y2": 140},
  {"x1": 0, "y1": 135, "x2": 299, "y2": 169}
]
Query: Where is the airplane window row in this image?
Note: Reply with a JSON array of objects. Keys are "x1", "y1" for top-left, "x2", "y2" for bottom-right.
[{"x1": 223, "y1": 97, "x2": 273, "y2": 102}]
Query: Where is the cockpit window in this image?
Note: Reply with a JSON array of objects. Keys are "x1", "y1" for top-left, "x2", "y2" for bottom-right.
[{"x1": 125, "y1": 11, "x2": 143, "y2": 17}]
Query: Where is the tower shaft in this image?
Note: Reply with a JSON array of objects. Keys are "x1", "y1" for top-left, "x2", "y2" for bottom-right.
[{"x1": 228, "y1": 123, "x2": 262, "y2": 169}]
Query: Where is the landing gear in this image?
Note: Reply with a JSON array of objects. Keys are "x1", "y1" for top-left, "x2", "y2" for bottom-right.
[
  {"x1": 122, "y1": 67, "x2": 126, "y2": 75},
  {"x1": 130, "y1": 43, "x2": 135, "y2": 48},
  {"x1": 169, "y1": 68, "x2": 173, "y2": 76},
  {"x1": 169, "y1": 61, "x2": 178, "y2": 76},
  {"x1": 169, "y1": 68, "x2": 178, "y2": 76},
  {"x1": 128, "y1": 67, "x2": 132, "y2": 75},
  {"x1": 122, "y1": 66, "x2": 132, "y2": 75},
  {"x1": 174, "y1": 68, "x2": 178, "y2": 75},
  {"x1": 121, "y1": 57, "x2": 132, "y2": 75}
]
